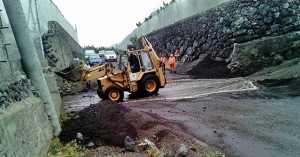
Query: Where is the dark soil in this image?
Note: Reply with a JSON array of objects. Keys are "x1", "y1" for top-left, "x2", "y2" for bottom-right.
[
  {"x1": 59, "y1": 100, "x2": 137, "y2": 147},
  {"x1": 255, "y1": 76, "x2": 300, "y2": 97},
  {"x1": 59, "y1": 98, "x2": 218, "y2": 156},
  {"x1": 187, "y1": 57, "x2": 237, "y2": 78}
]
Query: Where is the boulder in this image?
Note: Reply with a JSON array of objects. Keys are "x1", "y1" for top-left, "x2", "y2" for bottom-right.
[{"x1": 228, "y1": 31, "x2": 300, "y2": 75}]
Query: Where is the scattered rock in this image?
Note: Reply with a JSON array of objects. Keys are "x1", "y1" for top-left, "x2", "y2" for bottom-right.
[
  {"x1": 87, "y1": 142, "x2": 94, "y2": 148},
  {"x1": 175, "y1": 143, "x2": 188, "y2": 157},
  {"x1": 77, "y1": 133, "x2": 83, "y2": 140},
  {"x1": 124, "y1": 136, "x2": 135, "y2": 152},
  {"x1": 0, "y1": 74, "x2": 34, "y2": 107}
]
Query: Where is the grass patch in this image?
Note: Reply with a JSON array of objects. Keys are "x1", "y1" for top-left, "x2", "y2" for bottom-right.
[
  {"x1": 191, "y1": 60, "x2": 200, "y2": 68},
  {"x1": 59, "y1": 111, "x2": 69, "y2": 124},
  {"x1": 204, "y1": 148, "x2": 225, "y2": 157},
  {"x1": 47, "y1": 138, "x2": 87, "y2": 157},
  {"x1": 72, "y1": 82, "x2": 83, "y2": 88}
]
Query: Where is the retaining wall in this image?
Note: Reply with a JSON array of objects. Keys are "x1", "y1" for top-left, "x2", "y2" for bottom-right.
[
  {"x1": 42, "y1": 21, "x2": 84, "y2": 87},
  {"x1": 141, "y1": 0, "x2": 300, "y2": 76},
  {"x1": 0, "y1": 72, "x2": 53, "y2": 157},
  {"x1": 118, "y1": 0, "x2": 230, "y2": 49},
  {"x1": 0, "y1": 0, "x2": 79, "y2": 78},
  {"x1": 0, "y1": 95, "x2": 53, "y2": 157},
  {"x1": 0, "y1": 0, "x2": 82, "y2": 156}
]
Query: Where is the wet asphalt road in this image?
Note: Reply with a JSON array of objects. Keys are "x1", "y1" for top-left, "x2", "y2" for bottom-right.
[
  {"x1": 125, "y1": 72, "x2": 300, "y2": 157},
  {"x1": 62, "y1": 72, "x2": 300, "y2": 157}
]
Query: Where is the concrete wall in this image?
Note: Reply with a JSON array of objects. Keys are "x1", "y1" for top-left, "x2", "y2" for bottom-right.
[
  {"x1": 118, "y1": 0, "x2": 230, "y2": 49},
  {"x1": 41, "y1": 58, "x2": 62, "y2": 114},
  {"x1": 42, "y1": 21, "x2": 84, "y2": 87},
  {"x1": 0, "y1": 71, "x2": 53, "y2": 157},
  {"x1": 0, "y1": 95, "x2": 53, "y2": 157},
  {"x1": 0, "y1": 0, "x2": 79, "y2": 70},
  {"x1": 43, "y1": 21, "x2": 83, "y2": 70},
  {"x1": 0, "y1": 0, "x2": 82, "y2": 156},
  {"x1": 137, "y1": 0, "x2": 230, "y2": 36}
]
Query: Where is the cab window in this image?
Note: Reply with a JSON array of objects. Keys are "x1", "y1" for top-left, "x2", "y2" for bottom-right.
[{"x1": 140, "y1": 51, "x2": 153, "y2": 70}]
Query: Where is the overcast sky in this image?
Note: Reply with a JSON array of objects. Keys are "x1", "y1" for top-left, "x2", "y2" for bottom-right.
[{"x1": 51, "y1": 0, "x2": 171, "y2": 47}]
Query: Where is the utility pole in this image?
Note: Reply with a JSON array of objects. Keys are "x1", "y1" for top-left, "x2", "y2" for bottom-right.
[{"x1": 2, "y1": 0, "x2": 61, "y2": 136}]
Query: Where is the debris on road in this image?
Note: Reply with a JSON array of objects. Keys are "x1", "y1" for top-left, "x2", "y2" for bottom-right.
[
  {"x1": 59, "y1": 100, "x2": 137, "y2": 147},
  {"x1": 58, "y1": 99, "x2": 224, "y2": 156}
]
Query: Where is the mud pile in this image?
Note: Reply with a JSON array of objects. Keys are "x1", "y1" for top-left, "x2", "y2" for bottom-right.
[
  {"x1": 187, "y1": 57, "x2": 236, "y2": 78},
  {"x1": 256, "y1": 76, "x2": 300, "y2": 98},
  {"x1": 59, "y1": 101, "x2": 137, "y2": 147}
]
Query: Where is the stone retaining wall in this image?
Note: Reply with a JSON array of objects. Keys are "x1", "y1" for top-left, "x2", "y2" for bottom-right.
[
  {"x1": 0, "y1": 72, "x2": 38, "y2": 109},
  {"x1": 0, "y1": 72, "x2": 54, "y2": 157},
  {"x1": 229, "y1": 31, "x2": 300, "y2": 75},
  {"x1": 144, "y1": 0, "x2": 300, "y2": 76}
]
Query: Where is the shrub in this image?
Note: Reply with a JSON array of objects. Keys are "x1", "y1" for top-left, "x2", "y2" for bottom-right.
[
  {"x1": 47, "y1": 138, "x2": 87, "y2": 157},
  {"x1": 272, "y1": 54, "x2": 284, "y2": 66}
]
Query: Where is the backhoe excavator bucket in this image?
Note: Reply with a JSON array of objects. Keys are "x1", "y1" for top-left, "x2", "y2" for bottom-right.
[{"x1": 54, "y1": 65, "x2": 83, "y2": 82}]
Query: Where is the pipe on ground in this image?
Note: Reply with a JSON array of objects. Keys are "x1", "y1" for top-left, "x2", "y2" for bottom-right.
[{"x1": 2, "y1": 0, "x2": 61, "y2": 136}]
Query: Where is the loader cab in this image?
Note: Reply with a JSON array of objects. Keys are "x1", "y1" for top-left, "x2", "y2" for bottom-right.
[
  {"x1": 139, "y1": 51, "x2": 154, "y2": 70},
  {"x1": 118, "y1": 53, "x2": 128, "y2": 71},
  {"x1": 126, "y1": 51, "x2": 154, "y2": 73}
]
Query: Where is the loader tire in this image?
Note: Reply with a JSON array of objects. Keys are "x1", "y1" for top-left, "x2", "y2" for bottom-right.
[
  {"x1": 105, "y1": 85, "x2": 124, "y2": 102},
  {"x1": 139, "y1": 75, "x2": 159, "y2": 96},
  {"x1": 97, "y1": 90, "x2": 107, "y2": 100}
]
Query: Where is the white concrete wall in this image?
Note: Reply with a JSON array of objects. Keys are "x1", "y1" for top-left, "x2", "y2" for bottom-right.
[
  {"x1": 137, "y1": 0, "x2": 230, "y2": 36},
  {"x1": 0, "y1": 0, "x2": 78, "y2": 61},
  {"x1": 118, "y1": 0, "x2": 231, "y2": 49}
]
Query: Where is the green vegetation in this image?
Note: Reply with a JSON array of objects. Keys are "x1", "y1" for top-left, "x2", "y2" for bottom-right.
[
  {"x1": 79, "y1": 54, "x2": 87, "y2": 62},
  {"x1": 47, "y1": 138, "x2": 87, "y2": 157},
  {"x1": 204, "y1": 149, "x2": 225, "y2": 157},
  {"x1": 272, "y1": 54, "x2": 284, "y2": 66},
  {"x1": 136, "y1": 22, "x2": 142, "y2": 27},
  {"x1": 59, "y1": 111, "x2": 69, "y2": 125},
  {"x1": 130, "y1": 35, "x2": 138, "y2": 45},
  {"x1": 192, "y1": 59, "x2": 199, "y2": 67}
]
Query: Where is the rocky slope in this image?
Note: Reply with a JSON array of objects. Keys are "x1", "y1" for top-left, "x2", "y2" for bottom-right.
[{"x1": 140, "y1": 0, "x2": 300, "y2": 77}]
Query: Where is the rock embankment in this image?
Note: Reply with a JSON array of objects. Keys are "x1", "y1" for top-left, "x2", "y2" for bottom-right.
[
  {"x1": 143, "y1": 0, "x2": 300, "y2": 77},
  {"x1": 0, "y1": 72, "x2": 37, "y2": 111}
]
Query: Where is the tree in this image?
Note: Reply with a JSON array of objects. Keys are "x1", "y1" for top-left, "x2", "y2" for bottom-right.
[
  {"x1": 130, "y1": 35, "x2": 138, "y2": 45},
  {"x1": 136, "y1": 22, "x2": 142, "y2": 27}
]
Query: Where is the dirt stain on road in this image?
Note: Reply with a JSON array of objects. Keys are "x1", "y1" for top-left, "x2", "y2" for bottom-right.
[{"x1": 61, "y1": 73, "x2": 300, "y2": 157}]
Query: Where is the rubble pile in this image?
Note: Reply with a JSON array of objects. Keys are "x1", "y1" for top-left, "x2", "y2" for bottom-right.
[
  {"x1": 0, "y1": 72, "x2": 37, "y2": 110},
  {"x1": 59, "y1": 101, "x2": 137, "y2": 147}
]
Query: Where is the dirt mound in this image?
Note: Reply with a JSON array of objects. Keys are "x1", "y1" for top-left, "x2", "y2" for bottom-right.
[
  {"x1": 59, "y1": 100, "x2": 137, "y2": 147},
  {"x1": 187, "y1": 57, "x2": 236, "y2": 78},
  {"x1": 255, "y1": 76, "x2": 300, "y2": 98},
  {"x1": 59, "y1": 99, "x2": 218, "y2": 156}
]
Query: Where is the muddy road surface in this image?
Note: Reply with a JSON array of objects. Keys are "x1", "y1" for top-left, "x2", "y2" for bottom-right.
[{"x1": 62, "y1": 72, "x2": 300, "y2": 157}]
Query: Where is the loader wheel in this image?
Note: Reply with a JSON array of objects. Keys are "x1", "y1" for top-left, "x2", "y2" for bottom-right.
[
  {"x1": 97, "y1": 90, "x2": 107, "y2": 100},
  {"x1": 105, "y1": 85, "x2": 124, "y2": 102},
  {"x1": 139, "y1": 75, "x2": 159, "y2": 96}
]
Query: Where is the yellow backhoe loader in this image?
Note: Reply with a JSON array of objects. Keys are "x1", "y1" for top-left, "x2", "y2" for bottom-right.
[{"x1": 55, "y1": 36, "x2": 166, "y2": 101}]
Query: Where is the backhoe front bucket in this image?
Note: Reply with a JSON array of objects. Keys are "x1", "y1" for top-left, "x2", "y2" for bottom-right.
[{"x1": 54, "y1": 65, "x2": 82, "y2": 81}]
